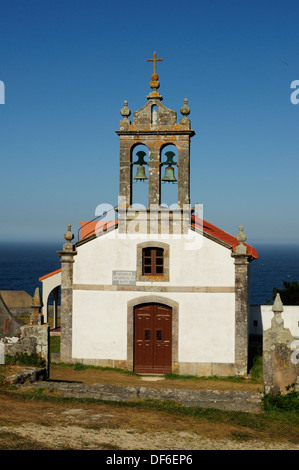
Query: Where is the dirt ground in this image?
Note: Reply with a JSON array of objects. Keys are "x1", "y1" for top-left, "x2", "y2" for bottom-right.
[
  {"x1": 0, "y1": 364, "x2": 298, "y2": 451},
  {"x1": 48, "y1": 363, "x2": 262, "y2": 392},
  {"x1": 0, "y1": 389, "x2": 298, "y2": 451}
]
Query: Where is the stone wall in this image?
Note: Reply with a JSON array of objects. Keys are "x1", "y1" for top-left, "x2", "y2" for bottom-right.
[{"x1": 2, "y1": 324, "x2": 50, "y2": 377}]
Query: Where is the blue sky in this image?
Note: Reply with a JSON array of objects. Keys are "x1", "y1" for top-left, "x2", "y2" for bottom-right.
[{"x1": 0, "y1": 0, "x2": 299, "y2": 245}]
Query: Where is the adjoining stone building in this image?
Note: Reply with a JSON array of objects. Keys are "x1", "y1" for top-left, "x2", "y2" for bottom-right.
[
  {"x1": 0, "y1": 293, "x2": 23, "y2": 338},
  {"x1": 40, "y1": 54, "x2": 258, "y2": 376},
  {"x1": 0, "y1": 290, "x2": 32, "y2": 318}
]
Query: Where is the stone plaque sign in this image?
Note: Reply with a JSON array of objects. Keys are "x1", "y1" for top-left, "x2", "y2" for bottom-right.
[{"x1": 112, "y1": 270, "x2": 136, "y2": 286}]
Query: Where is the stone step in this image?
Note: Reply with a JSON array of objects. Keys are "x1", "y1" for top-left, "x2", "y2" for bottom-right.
[{"x1": 24, "y1": 381, "x2": 263, "y2": 413}]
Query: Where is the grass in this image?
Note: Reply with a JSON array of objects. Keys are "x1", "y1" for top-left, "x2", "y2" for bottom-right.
[
  {"x1": 0, "y1": 362, "x2": 298, "y2": 449},
  {"x1": 0, "y1": 378, "x2": 293, "y2": 430},
  {"x1": 52, "y1": 360, "x2": 262, "y2": 384},
  {"x1": 1, "y1": 342, "x2": 298, "y2": 449},
  {"x1": 50, "y1": 335, "x2": 263, "y2": 384},
  {"x1": 5, "y1": 352, "x2": 46, "y2": 368},
  {"x1": 231, "y1": 431, "x2": 255, "y2": 442},
  {"x1": 164, "y1": 355, "x2": 263, "y2": 384},
  {"x1": 262, "y1": 388, "x2": 299, "y2": 413},
  {"x1": 50, "y1": 335, "x2": 60, "y2": 355},
  {"x1": 0, "y1": 431, "x2": 54, "y2": 450},
  {"x1": 18, "y1": 315, "x2": 56, "y2": 329},
  {"x1": 250, "y1": 356, "x2": 263, "y2": 383},
  {"x1": 164, "y1": 373, "x2": 248, "y2": 382},
  {"x1": 53, "y1": 360, "x2": 138, "y2": 376},
  {"x1": 0, "y1": 385, "x2": 298, "y2": 445}
]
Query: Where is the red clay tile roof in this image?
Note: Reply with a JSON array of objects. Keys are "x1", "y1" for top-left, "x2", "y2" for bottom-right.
[
  {"x1": 79, "y1": 216, "x2": 258, "y2": 259},
  {"x1": 191, "y1": 215, "x2": 258, "y2": 259},
  {"x1": 39, "y1": 268, "x2": 61, "y2": 282},
  {"x1": 39, "y1": 216, "x2": 257, "y2": 282},
  {"x1": 80, "y1": 220, "x2": 118, "y2": 240}
]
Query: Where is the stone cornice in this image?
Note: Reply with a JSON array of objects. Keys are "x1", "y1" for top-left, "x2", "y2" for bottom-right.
[
  {"x1": 116, "y1": 129, "x2": 195, "y2": 137},
  {"x1": 73, "y1": 284, "x2": 235, "y2": 293}
]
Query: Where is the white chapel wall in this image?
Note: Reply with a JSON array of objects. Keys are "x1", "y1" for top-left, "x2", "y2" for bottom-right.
[
  {"x1": 71, "y1": 228, "x2": 237, "y2": 365},
  {"x1": 72, "y1": 290, "x2": 235, "y2": 364},
  {"x1": 73, "y1": 229, "x2": 235, "y2": 288}
]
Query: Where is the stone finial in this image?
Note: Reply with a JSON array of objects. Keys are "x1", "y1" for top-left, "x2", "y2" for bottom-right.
[
  {"x1": 237, "y1": 225, "x2": 247, "y2": 243},
  {"x1": 120, "y1": 100, "x2": 131, "y2": 130},
  {"x1": 64, "y1": 224, "x2": 74, "y2": 244},
  {"x1": 150, "y1": 72, "x2": 160, "y2": 92},
  {"x1": 32, "y1": 287, "x2": 42, "y2": 309},
  {"x1": 30, "y1": 287, "x2": 43, "y2": 325},
  {"x1": 271, "y1": 293, "x2": 284, "y2": 330},
  {"x1": 180, "y1": 98, "x2": 190, "y2": 117},
  {"x1": 58, "y1": 224, "x2": 76, "y2": 259},
  {"x1": 272, "y1": 292, "x2": 284, "y2": 313},
  {"x1": 236, "y1": 225, "x2": 247, "y2": 254},
  {"x1": 120, "y1": 100, "x2": 131, "y2": 119},
  {"x1": 62, "y1": 224, "x2": 75, "y2": 253},
  {"x1": 179, "y1": 98, "x2": 191, "y2": 125}
]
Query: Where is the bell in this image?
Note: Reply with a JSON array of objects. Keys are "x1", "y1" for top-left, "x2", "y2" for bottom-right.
[
  {"x1": 162, "y1": 165, "x2": 177, "y2": 183},
  {"x1": 134, "y1": 165, "x2": 148, "y2": 181}
]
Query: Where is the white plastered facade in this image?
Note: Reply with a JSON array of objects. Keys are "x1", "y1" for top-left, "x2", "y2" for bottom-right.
[{"x1": 71, "y1": 227, "x2": 237, "y2": 368}]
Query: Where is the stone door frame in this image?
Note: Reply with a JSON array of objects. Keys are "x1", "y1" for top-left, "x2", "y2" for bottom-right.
[{"x1": 127, "y1": 295, "x2": 179, "y2": 372}]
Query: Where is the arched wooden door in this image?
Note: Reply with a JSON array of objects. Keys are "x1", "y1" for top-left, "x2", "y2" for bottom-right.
[{"x1": 134, "y1": 303, "x2": 172, "y2": 374}]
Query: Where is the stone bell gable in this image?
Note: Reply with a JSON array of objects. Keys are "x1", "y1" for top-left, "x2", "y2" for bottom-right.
[{"x1": 117, "y1": 52, "x2": 194, "y2": 209}]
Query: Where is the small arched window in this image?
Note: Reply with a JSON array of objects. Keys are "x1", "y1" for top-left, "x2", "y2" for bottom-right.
[{"x1": 142, "y1": 247, "x2": 164, "y2": 276}]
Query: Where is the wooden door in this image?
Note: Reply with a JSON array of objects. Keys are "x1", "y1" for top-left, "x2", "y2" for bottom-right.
[{"x1": 134, "y1": 303, "x2": 172, "y2": 374}]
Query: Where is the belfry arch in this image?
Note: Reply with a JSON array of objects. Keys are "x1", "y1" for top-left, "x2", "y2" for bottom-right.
[
  {"x1": 160, "y1": 143, "x2": 179, "y2": 208},
  {"x1": 131, "y1": 143, "x2": 149, "y2": 207}
]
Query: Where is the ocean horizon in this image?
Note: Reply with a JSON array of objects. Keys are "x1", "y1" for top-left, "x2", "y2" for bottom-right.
[{"x1": 0, "y1": 241, "x2": 299, "y2": 305}]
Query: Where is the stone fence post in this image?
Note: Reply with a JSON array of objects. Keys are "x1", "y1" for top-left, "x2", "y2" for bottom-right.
[
  {"x1": 263, "y1": 293, "x2": 299, "y2": 394},
  {"x1": 57, "y1": 225, "x2": 76, "y2": 363},
  {"x1": 231, "y1": 226, "x2": 251, "y2": 376}
]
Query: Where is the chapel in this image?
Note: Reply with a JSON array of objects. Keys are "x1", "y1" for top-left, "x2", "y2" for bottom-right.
[{"x1": 40, "y1": 53, "x2": 258, "y2": 376}]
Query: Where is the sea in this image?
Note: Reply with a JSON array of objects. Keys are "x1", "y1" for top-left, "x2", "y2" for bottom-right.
[{"x1": 0, "y1": 242, "x2": 299, "y2": 305}]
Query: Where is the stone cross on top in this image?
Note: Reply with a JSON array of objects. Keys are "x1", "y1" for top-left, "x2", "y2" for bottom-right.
[{"x1": 147, "y1": 51, "x2": 163, "y2": 75}]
